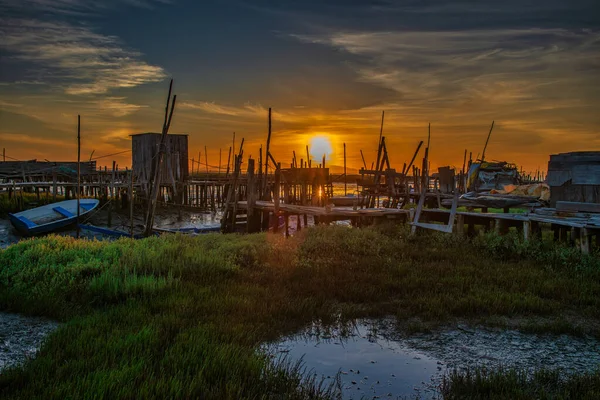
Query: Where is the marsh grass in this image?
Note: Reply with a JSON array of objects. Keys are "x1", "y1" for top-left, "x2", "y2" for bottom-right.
[
  {"x1": 0, "y1": 224, "x2": 599, "y2": 398},
  {"x1": 0, "y1": 192, "x2": 66, "y2": 215},
  {"x1": 440, "y1": 366, "x2": 600, "y2": 399}
]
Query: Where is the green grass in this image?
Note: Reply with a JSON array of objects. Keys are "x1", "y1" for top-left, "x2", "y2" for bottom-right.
[
  {"x1": 0, "y1": 224, "x2": 599, "y2": 398},
  {"x1": 0, "y1": 192, "x2": 66, "y2": 215},
  {"x1": 440, "y1": 367, "x2": 600, "y2": 399}
]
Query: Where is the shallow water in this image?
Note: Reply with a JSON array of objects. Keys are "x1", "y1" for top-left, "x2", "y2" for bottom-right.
[
  {"x1": 264, "y1": 319, "x2": 600, "y2": 399},
  {"x1": 0, "y1": 208, "x2": 223, "y2": 248},
  {"x1": 0, "y1": 313, "x2": 59, "y2": 372}
]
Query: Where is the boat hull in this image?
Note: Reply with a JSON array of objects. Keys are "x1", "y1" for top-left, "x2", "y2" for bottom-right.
[{"x1": 8, "y1": 199, "x2": 100, "y2": 236}]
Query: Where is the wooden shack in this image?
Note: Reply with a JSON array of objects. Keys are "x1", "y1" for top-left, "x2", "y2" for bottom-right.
[
  {"x1": 131, "y1": 133, "x2": 189, "y2": 191},
  {"x1": 547, "y1": 151, "x2": 600, "y2": 207}
]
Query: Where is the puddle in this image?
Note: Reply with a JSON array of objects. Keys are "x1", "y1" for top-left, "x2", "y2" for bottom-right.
[
  {"x1": 0, "y1": 313, "x2": 59, "y2": 372},
  {"x1": 263, "y1": 319, "x2": 600, "y2": 399}
]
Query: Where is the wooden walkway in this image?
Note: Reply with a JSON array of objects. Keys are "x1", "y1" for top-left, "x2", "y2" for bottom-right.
[{"x1": 235, "y1": 200, "x2": 600, "y2": 253}]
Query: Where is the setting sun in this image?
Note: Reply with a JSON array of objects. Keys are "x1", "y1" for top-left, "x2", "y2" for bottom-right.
[{"x1": 309, "y1": 135, "x2": 333, "y2": 161}]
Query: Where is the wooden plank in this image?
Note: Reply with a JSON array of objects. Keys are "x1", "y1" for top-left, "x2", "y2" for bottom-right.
[
  {"x1": 410, "y1": 222, "x2": 453, "y2": 234},
  {"x1": 556, "y1": 201, "x2": 600, "y2": 214}
]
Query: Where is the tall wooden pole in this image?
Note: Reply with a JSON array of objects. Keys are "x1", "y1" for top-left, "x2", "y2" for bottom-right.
[
  {"x1": 2, "y1": 148, "x2": 5, "y2": 162},
  {"x1": 461, "y1": 149, "x2": 467, "y2": 193},
  {"x1": 378, "y1": 110, "x2": 385, "y2": 146},
  {"x1": 225, "y1": 146, "x2": 232, "y2": 178},
  {"x1": 263, "y1": 108, "x2": 272, "y2": 198},
  {"x1": 480, "y1": 120, "x2": 495, "y2": 164},
  {"x1": 360, "y1": 150, "x2": 367, "y2": 169},
  {"x1": 76, "y1": 115, "x2": 81, "y2": 238},
  {"x1": 144, "y1": 79, "x2": 176, "y2": 236},
  {"x1": 129, "y1": 171, "x2": 134, "y2": 237},
  {"x1": 404, "y1": 141, "x2": 423, "y2": 175},
  {"x1": 343, "y1": 142, "x2": 347, "y2": 195},
  {"x1": 204, "y1": 146, "x2": 209, "y2": 174},
  {"x1": 306, "y1": 145, "x2": 311, "y2": 168},
  {"x1": 219, "y1": 148, "x2": 222, "y2": 176}
]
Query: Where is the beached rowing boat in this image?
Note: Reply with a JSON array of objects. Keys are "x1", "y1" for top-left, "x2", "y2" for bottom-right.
[{"x1": 9, "y1": 199, "x2": 99, "y2": 236}]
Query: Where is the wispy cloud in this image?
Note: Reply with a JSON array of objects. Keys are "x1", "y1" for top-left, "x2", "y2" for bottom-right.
[
  {"x1": 180, "y1": 101, "x2": 306, "y2": 123},
  {"x1": 90, "y1": 97, "x2": 148, "y2": 117},
  {"x1": 0, "y1": 19, "x2": 167, "y2": 95},
  {"x1": 291, "y1": 29, "x2": 600, "y2": 106},
  {"x1": 0, "y1": 0, "x2": 171, "y2": 16}
]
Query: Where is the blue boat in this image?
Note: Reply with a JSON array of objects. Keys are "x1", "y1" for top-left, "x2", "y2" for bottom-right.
[{"x1": 9, "y1": 199, "x2": 100, "y2": 236}]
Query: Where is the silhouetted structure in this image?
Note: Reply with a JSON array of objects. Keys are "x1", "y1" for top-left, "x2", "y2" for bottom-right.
[
  {"x1": 547, "y1": 151, "x2": 600, "y2": 207},
  {"x1": 131, "y1": 133, "x2": 189, "y2": 193}
]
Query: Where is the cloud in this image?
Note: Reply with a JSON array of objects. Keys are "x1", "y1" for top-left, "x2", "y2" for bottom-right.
[
  {"x1": 0, "y1": 132, "x2": 73, "y2": 148},
  {"x1": 180, "y1": 101, "x2": 306, "y2": 123},
  {"x1": 90, "y1": 97, "x2": 148, "y2": 117},
  {"x1": 0, "y1": 0, "x2": 171, "y2": 16},
  {"x1": 0, "y1": 19, "x2": 167, "y2": 95},
  {"x1": 291, "y1": 29, "x2": 599, "y2": 100}
]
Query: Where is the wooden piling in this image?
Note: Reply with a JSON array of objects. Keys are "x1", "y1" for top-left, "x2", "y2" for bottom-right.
[{"x1": 76, "y1": 115, "x2": 81, "y2": 239}]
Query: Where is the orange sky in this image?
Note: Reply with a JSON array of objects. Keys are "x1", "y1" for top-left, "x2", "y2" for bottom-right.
[
  {"x1": 1, "y1": 2, "x2": 599, "y2": 175},
  {"x1": 2, "y1": 99, "x2": 598, "y2": 176}
]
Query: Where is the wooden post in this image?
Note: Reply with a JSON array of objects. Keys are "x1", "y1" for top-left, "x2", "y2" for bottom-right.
[
  {"x1": 225, "y1": 146, "x2": 232, "y2": 178},
  {"x1": 263, "y1": 109, "x2": 272, "y2": 198},
  {"x1": 580, "y1": 228, "x2": 590, "y2": 254},
  {"x1": 456, "y1": 214, "x2": 465, "y2": 236},
  {"x1": 2, "y1": 148, "x2": 4, "y2": 162},
  {"x1": 480, "y1": 121, "x2": 495, "y2": 164},
  {"x1": 360, "y1": 150, "x2": 367, "y2": 170},
  {"x1": 284, "y1": 213, "x2": 289, "y2": 237},
  {"x1": 343, "y1": 142, "x2": 347, "y2": 196},
  {"x1": 274, "y1": 162, "x2": 281, "y2": 214},
  {"x1": 76, "y1": 115, "x2": 81, "y2": 239},
  {"x1": 461, "y1": 149, "x2": 467, "y2": 193},
  {"x1": 246, "y1": 159, "x2": 259, "y2": 233},
  {"x1": 523, "y1": 220, "x2": 531, "y2": 241},
  {"x1": 232, "y1": 132, "x2": 236, "y2": 166},
  {"x1": 144, "y1": 79, "x2": 177, "y2": 236},
  {"x1": 52, "y1": 167, "x2": 57, "y2": 202},
  {"x1": 108, "y1": 160, "x2": 115, "y2": 227},
  {"x1": 306, "y1": 145, "x2": 311, "y2": 168},
  {"x1": 129, "y1": 171, "x2": 134, "y2": 237},
  {"x1": 273, "y1": 163, "x2": 281, "y2": 232}
]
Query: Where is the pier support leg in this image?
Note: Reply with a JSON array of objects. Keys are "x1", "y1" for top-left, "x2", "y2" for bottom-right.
[
  {"x1": 580, "y1": 228, "x2": 590, "y2": 254},
  {"x1": 455, "y1": 214, "x2": 465, "y2": 236},
  {"x1": 523, "y1": 221, "x2": 531, "y2": 242}
]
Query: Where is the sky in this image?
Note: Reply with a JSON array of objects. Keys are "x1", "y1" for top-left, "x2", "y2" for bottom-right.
[{"x1": 1, "y1": 0, "x2": 599, "y2": 174}]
